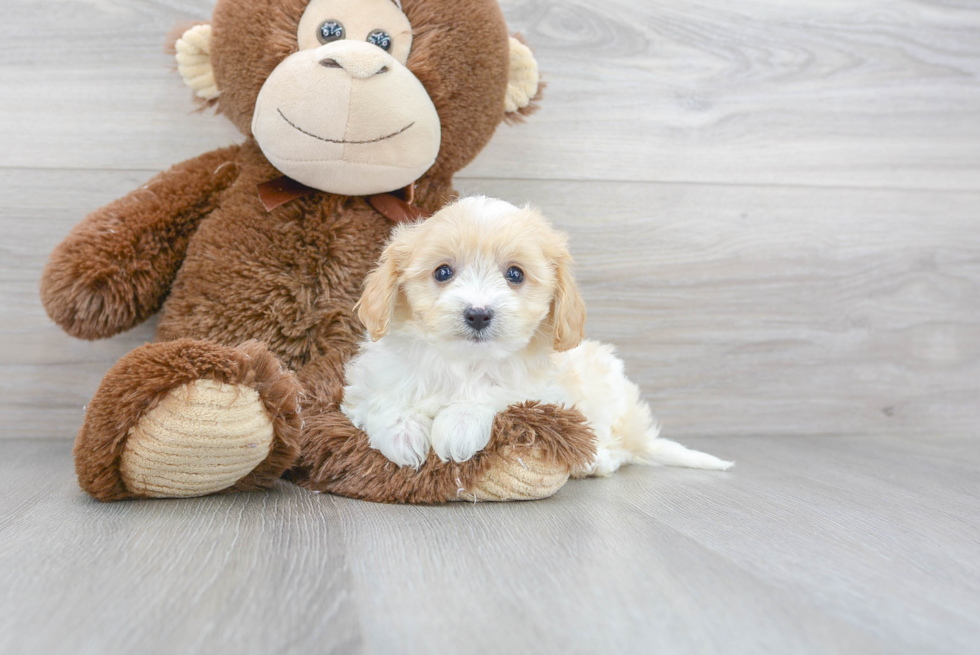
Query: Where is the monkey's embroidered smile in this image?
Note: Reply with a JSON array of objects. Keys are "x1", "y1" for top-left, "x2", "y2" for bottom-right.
[
  {"x1": 250, "y1": 0, "x2": 442, "y2": 196},
  {"x1": 276, "y1": 108, "x2": 414, "y2": 145}
]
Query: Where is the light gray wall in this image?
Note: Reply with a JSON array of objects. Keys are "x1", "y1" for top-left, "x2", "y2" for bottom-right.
[{"x1": 1, "y1": 0, "x2": 978, "y2": 439}]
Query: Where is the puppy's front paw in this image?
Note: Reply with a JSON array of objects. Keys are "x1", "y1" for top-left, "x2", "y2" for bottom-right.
[
  {"x1": 369, "y1": 412, "x2": 433, "y2": 469},
  {"x1": 431, "y1": 404, "x2": 496, "y2": 463}
]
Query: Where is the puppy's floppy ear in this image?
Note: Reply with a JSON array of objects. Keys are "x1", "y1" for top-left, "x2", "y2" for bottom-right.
[
  {"x1": 356, "y1": 242, "x2": 402, "y2": 341},
  {"x1": 551, "y1": 250, "x2": 587, "y2": 352}
]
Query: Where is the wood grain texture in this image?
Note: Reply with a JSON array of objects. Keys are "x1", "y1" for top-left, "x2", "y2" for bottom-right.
[
  {"x1": 0, "y1": 440, "x2": 362, "y2": 655},
  {"x1": 1, "y1": 437, "x2": 978, "y2": 654},
  {"x1": 480, "y1": 0, "x2": 980, "y2": 189},
  {"x1": 4, "y1": 167, "x2": 977, "y2": 439},
  {"x1": 0, "y1": 0, "x2": 978, "y2": 189},
  {"x1": 2, "y1": 0, "x2": 978, "y2": 440},
  {"x1": 459, "y1": 179, "x2": 980, "y2": 439},
  {"x1": 3, "y1": 1, "x2": 979, "y2": 652}
]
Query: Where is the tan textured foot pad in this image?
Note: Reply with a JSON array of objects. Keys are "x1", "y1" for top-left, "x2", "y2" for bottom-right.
[
  {"x1": 455, "y1": 446, "x2": 570, "y2": 502},
  {"x1": 120, "y1": 379, "x2": 274, "y2": 498}
]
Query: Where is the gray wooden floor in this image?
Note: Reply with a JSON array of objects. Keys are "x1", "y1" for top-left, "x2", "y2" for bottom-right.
[
  {"x1": 2, "y1": 0, "x2": 979, "y2": 652},
  {"x1": 1, "y1": 436, "x2": 978, "y2": 654}
]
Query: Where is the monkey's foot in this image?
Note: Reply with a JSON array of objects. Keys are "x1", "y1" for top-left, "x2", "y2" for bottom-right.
[
  {"x1": 455, "y1": 446, "x2": 569, "y2": 502},
  {"x1": 75, "y1": 339, "x2": 302, "y2": 501},
  {"x1": 119, "y1": 379, "x2": 274, "y2": 497}
]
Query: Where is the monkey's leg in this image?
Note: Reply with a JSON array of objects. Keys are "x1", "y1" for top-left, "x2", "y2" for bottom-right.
[
  {"x1": 75, "y1": 339, "x2": 302, "y2": 501},
  {"x1": 287, "y1": 360, "x2": 597, "y2": 503}
]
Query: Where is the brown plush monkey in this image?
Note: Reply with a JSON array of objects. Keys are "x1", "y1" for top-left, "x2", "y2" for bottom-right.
[{"x1": 40, "y1": 0, "x2": 595, "y2": 503}]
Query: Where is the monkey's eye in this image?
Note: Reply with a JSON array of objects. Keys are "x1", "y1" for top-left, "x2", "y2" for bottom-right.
[
  {"x1": 505, "y1": 266, "x2": 525, "y2": 285},
  {"x1": 434, "y1": 264, "x2": 454, "y2": 283},
  {"x1": 317, "y1": 20, "x2": 345, "y2": 44},
  {"x1": 366, "y1": 29, "x2": 392, "y2": 52}
]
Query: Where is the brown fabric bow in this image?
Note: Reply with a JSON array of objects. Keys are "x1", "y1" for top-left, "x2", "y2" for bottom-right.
[{"x1": 256, "y1": 176, "x2": 432, "y2": 224}]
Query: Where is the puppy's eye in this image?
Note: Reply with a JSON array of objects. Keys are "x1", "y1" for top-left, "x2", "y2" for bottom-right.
[
  {"x1": 505, "y1": 266, "x2": 525, "y2": 285},
  {"x1": 366, "y1": 29, "x2": 392, "y2": 52},
  {"x1": 317, "y1": 20, "x2": 345, "y2": 44},
  {"x1": 434, "y1": 264, "x2": 454, "y2": 283}
]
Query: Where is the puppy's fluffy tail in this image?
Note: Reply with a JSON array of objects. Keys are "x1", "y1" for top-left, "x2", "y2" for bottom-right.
[{"x1": 637, "y1": 437, "x2": 734, "y2": 471}]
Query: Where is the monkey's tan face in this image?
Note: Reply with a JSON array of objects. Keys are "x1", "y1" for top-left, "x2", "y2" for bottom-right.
[{"x1": 251, "y1": 0, "x2": 441, "y2": 195}]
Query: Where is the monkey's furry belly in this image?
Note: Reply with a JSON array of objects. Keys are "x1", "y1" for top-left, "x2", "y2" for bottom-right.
[{"x1": 155, "y1": 197, "x2": 389, "y2": 370}]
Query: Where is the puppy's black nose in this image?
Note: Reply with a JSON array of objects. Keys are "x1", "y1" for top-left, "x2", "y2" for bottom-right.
[{"x1": 464, "y1": 306, "x2": 493, "y2": 331}]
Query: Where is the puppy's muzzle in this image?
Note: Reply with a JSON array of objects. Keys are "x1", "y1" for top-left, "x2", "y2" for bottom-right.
[{"x1": 463, "y1": 306, "x2": 494, "y2": 332}]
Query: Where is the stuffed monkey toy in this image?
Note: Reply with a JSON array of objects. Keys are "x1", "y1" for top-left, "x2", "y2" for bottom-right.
[{"x1": 41, "y1": 0, "x2": 595, "y2": 502}]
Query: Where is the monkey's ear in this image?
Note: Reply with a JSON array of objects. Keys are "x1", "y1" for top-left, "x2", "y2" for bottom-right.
[
  {"x1": 175, "y1": 24, "x2": 219, "y2": 100},
  {"x1": 504, "y1": 36, "x2": 541, "y2": 121}
]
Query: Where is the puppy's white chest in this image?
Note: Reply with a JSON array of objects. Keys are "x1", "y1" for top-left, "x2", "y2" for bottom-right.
[{"x1": 417, "y1": 364, "x2": 518, "y2": 413}]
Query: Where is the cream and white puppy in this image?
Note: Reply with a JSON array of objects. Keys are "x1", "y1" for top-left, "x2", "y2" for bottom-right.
[{"x1": 342, "y1": 196, "x2": 733, "y2": 476}]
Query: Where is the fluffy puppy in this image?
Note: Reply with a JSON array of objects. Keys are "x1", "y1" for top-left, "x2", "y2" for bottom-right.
[{"x1": 342, "y1": 196, "x2": 733, "y2": 476}]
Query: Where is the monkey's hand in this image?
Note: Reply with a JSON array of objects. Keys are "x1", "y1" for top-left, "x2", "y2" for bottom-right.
[{"x1": 40, "y1": 145, "x2": 242, "y2": 340}]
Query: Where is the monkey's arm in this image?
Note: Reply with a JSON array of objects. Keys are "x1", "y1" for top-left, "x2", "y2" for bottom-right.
[
  {"x1": 40, "y1": 145, "x2": 242, "y2": 340},
  {"x1": 288, "y1": 359, "x2": 597, "y2": 503},
  {"x1": 291, "y1": 403, "x2": 596, "y2": 503}
]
